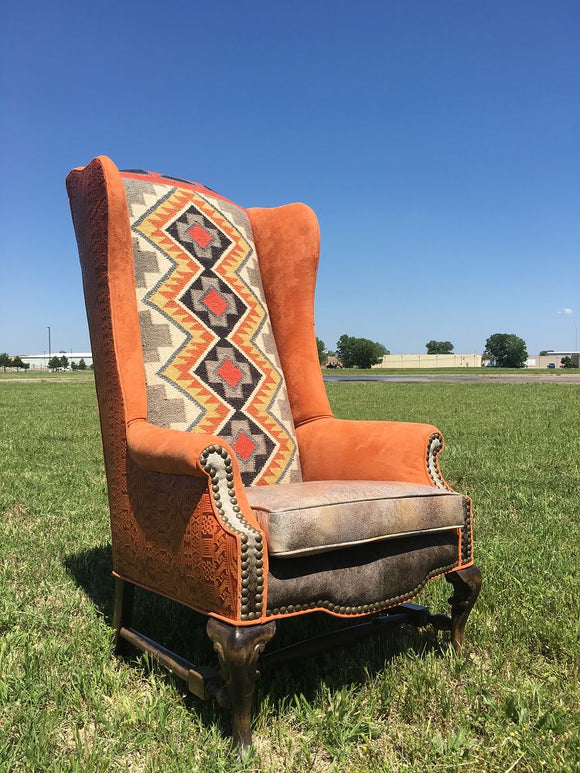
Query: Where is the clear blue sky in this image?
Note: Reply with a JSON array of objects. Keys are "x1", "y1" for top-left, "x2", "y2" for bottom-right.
[{"x1": 1, "y1": 0, "x2": 578, "y2": 356}]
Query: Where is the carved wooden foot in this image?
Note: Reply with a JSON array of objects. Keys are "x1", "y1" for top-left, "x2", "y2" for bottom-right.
[
  {"x1": 445, "y1": 565, "x2": 482, "y2": 655},
  {"x1": 112, "y1": 578, "x2": 134, "y2": 656},
  {"x1": 206, "y1": 618, "x2": 276, "y2": 756}
]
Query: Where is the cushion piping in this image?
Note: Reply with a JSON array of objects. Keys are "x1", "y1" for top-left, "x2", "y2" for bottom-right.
[{"x1": 268, "y1": 524, "x2": 462, "y2": 558}]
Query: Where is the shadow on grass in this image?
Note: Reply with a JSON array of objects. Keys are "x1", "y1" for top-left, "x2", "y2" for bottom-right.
[{"x1": 65, "y1": 544, "x2": 449, "y2": 733}]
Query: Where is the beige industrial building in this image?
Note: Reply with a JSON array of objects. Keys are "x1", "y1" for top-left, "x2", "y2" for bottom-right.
[
  {"x1": 371, "y1": 351, "x2": 579, "y2": 369},
  {"x1": 526, "y1": 352, "x2": 579, "y2": 368},
  {"x1": 373, "y1": 354, "x2": 482, "y2": 369}
]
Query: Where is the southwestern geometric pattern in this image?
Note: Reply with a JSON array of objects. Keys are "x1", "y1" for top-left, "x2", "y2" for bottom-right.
[{"x1": 121, "y1": 170, "x2": 302, "y2": 487}]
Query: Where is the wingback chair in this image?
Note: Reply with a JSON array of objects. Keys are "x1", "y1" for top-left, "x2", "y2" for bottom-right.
[{"x1": 66, "y1": 156, "x2": 481, "y2": 754}]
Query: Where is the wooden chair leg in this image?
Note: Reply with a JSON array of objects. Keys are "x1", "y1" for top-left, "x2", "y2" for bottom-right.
[
  {"x1": 112, "y1": 577, "x2": 135, "y2": 656},
  {"x1": 206, "y1": 618, "x2": 276, "y2": 756},
  {"x1": 445, "y1": 564, "x2": 482, "y2": 654}
]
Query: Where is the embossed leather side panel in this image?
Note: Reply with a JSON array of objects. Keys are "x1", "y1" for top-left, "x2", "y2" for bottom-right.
[
  {"x1": 125, "y1": 459, "x2": 238, "y2": 617},
  {"x1": 67, "y1": 157, "x2": 241, "y2": 620},
  {"x1": 67, "y1": 158, "x2": 132, "y2": 575}
]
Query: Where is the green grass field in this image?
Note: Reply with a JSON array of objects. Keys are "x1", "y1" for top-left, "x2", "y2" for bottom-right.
[
  {"x1": 0, "y1": 370, "x2": 94, "y2": 380},
  {"x1": 1, "y1": 380, "x2": 578, "y2": 771}
]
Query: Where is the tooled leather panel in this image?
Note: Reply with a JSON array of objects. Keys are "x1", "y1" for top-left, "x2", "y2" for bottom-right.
[
  {"x1": 125, "y1": 458, "x2": 238, "y2": 617},
  {"x1": 266, "y1": 532, "x2": 460, "y2": 616},
  {"x1": 67, "y1": 161, "x2": 131, "y2": 575}
]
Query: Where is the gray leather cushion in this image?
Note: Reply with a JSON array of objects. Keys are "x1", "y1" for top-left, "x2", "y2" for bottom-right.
[{"x1": 246, "y1": 480, "x2": 466, "y2": 557}]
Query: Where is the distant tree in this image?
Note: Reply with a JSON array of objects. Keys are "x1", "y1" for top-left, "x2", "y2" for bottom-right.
[
  {"x1": 48, "y1": 356, "x2": 61, "y2": 371},
  {"x1": 316, "y1": 337, "x2": 326, "y2": 366},
  {"x1": 59, "y1": 355, "x2": 69, "y2": 370},
  {"x1": 78, "y1": 358, "x2": 87, "y2": 371},
  {"x1": 336, "y1": 334, "x2": 389, "y2": 369},
  {"x1": 11, "y1": 356, "x2": 28, "y2": 371},
  {"x1": 71, "y1": 361, "x2": 78, "y2": 370},
  {"x1": 0, "y1": 353, "x2": 12, "y2": 371},
  {"x1": 483, "y1": 333, "x2": 528, "y2": 368},
  {"x1": 560, "y1": 356, "x2": 574, "y2": 369},
  {"x1": 425, "y1": 340, "x2": 454, "y2": 354},
  {"x1": 539, "y1": 350, "x2": 553, "y2": 357}
]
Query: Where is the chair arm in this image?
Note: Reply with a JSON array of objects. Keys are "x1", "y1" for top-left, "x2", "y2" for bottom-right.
[
  {"x1": 296, "y1": 417, "x2": 450, "y2": 489},
  {"x1": 126, "y1": 419, "x2": 264, "y2": 532},
  {"x1": 125, "y1": 420, "x2": 266, "y2": 622},
  {"x1": 127, "y1": 419, "x2": 233, "y2": 477}
]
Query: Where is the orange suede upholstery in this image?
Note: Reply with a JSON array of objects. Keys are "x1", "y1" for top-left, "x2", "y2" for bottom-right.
[
  {"x1": 297, "y1": 418, "x2": 441, "y2": 486},
  {"x1": 247, "y1": 205, "x2": 332, "y2": 426},
  {"x1": 67, "y1": 156, "x2": 474, "y2": 628}
]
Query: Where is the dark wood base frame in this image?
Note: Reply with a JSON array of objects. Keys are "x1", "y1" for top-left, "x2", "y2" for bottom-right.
[{"x1": 113, "y1": 565, "x2": 481, "y2": 756}]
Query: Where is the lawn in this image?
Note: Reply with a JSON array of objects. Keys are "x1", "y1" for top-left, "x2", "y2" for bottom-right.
[
  {"x1": 0, "y1": 370, "x2": 94, "y2": 380},
  {"x1": 1, "y1": 380, "x2": 578, "y2": 772}
]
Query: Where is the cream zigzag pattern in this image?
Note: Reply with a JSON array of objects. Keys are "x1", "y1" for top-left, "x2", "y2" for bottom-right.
[
  {"x1": 126, "y1": 176, "x2": 301, "y2": 485},
  {"x1": 192, "y1": 193, "x2": 298, "y2": 486},
  {"x1": 134, "y1": 189, "x2": 229, "y2": 434}
]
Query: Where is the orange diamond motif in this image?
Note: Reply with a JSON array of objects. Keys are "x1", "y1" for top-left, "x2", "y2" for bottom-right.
[
  {"x1": 217, "y1": 358, "x2": 243, "y2": 388},
  {"x1": 202, "y1": 287, "x2": 228, "y2": 317},
  {"x1": 187, "y1": 223, "x2": 212, "y2": 248},
  {"x1": 233, "y1": 432, "x2": 256, "y2": 462}
]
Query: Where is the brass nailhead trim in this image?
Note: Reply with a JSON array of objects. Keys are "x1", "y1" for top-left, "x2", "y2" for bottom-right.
[
  {"x1": 461, "y1": 497, "x2": 472, "y2": 562},
  {"x1": 200, "y1": 446, "x2": 266, "y2": 621},
  {"x1": 426, "y1": 433, "x2": 451, "y2": 490}
]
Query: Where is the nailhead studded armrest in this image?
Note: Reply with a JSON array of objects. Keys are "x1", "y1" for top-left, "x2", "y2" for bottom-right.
[
  {"x1": 296, "y1": 417, "x2": 450, "y2": 490},
  {"x1": 125, "y1": 420, "x2": 267, "y2": 622}
]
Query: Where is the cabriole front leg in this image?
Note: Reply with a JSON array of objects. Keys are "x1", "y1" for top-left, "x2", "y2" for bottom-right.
[
  {"x1": 445, "y1": 565, "x2": 482, "y2": 654},
  {"x1": 206, "y1": 618, "x2": 276, "y2": 756},
  {"x1": 112, "y1": 577, "x2": 135, "y2": 656}
]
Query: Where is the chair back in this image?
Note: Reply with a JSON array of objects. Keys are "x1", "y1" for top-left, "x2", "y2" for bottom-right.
[{"x1": 120, "y1": 170, "x2": 302, "y2": 487}]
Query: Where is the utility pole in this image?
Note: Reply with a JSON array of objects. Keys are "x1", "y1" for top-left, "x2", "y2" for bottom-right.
[{"x1": 47, "y1": 326, "x2": 51, "y2": 365}]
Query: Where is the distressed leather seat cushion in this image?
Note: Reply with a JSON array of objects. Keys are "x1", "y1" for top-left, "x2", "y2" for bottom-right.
[{"x1": 246, "y1": 480, "x2": 466, "y2": 557}]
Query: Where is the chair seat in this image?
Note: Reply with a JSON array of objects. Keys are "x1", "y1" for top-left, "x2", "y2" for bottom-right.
[{"x1": 246, "y1": 480, "x2": 466, "y2": 558}]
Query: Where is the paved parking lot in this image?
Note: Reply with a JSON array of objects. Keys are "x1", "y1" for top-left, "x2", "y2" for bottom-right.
[{"x1": 324, "y1": 373, "x2": 580, "y2": 384}]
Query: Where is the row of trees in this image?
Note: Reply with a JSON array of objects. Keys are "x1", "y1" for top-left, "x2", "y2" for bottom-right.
[
  {"x1": 48, "y1": 355, "x2": 89, "y2": 371},
  {"x1": 316, "y1": 333, "x2": 571, "y2": 369},
  {"x1": 0, "y1": 353, "x2": 90, "y2": 372},
  {"x1": 0, "y1": 353, "x2": 30, "y2": 371}
]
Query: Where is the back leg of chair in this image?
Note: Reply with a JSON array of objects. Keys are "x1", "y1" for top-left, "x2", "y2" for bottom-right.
[
  {"x1": 113, "y1": 577, "x2": 135, "y2": 656},
  {"x1": 446, "y1": 565, "x2": 482, "y2": 654},
  {"x1": 206, "y1": 618, "x2": 277, "y2": 756}
]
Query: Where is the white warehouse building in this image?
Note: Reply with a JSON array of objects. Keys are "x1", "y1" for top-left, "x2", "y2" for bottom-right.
[{"x1": 18, "y1": 352, "x2": 93, "y2": 370}]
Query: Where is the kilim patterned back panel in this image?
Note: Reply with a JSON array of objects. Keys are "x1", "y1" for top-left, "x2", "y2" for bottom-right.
[{"x1": 121, "y1": 170, "x2": 302, "y2": 487}]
